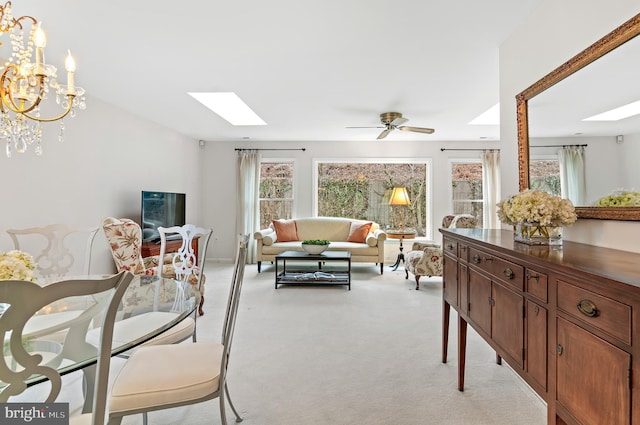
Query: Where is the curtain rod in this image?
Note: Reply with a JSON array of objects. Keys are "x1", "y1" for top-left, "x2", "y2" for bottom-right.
[
  {"x1": 531, "y1": 144, "x2": 587, "y2": 148},
  {"x1": 440, "y1": 148, "x2": 500, "y2": 152},
  {"x1": 235, "y1": 148, "x2": 306, "y2": 152}
]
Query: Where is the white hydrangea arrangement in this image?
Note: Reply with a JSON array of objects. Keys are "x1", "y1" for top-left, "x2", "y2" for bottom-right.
[
  {"x1": 497, "y1": 189, "x2": 577, "y2": 226},
  {"x1": 0, "y1": 250, "x2": 37, "y2": 281}
]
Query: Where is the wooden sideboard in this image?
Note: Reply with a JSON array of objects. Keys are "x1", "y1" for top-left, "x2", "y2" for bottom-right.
[{"x1": 440, "y1": 228, "x2": 640, "y2": 425}]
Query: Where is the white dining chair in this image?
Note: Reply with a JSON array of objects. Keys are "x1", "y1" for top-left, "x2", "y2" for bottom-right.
[
  {"x1": 0, "y1": 271, "x2": 134, "y2": 425},
  {"x1": 157, "y1": 224, "x2": 214, "y2": 319},
  {"x1": 6, "y1": 223, "x2": 99, "y2": 279},
  {"x1": 107, "y1": 234, "x2": 249, "y2": 425}
]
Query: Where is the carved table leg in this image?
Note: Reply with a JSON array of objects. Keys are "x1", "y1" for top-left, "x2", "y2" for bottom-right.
[
  {"x1": 458, "y1": 315, "x2": 467, "y2": 392},
  {"x1": 198, "y1": 295, "x2": 205, "y2": 316},
  {"x1": 442, "y1": 299, "x2": 450, "y2": 363}
]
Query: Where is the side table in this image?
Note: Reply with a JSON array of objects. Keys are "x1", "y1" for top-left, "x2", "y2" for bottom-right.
[{"x1": 387, "y1": 231, "x2": 417, "y2": 271}]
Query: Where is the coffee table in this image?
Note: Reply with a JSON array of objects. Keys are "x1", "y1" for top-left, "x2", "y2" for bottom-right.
[{"x1": 275, "y1": 250, "x2": 351, "y2": 290}]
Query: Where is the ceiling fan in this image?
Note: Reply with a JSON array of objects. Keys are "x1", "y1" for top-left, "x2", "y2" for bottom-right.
[{"x1": 347, "y1": 112, "x2": 435, "y2": 140}]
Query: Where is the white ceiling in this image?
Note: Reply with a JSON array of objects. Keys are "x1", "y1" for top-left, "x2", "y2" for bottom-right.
[{"x1": 24, "y1": 0, "x2": 543, "y2": 144}]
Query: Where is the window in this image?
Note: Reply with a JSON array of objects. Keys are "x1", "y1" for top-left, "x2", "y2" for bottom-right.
[
  {"x1": 259, "y1": 161, "x2": 294, "y2": 229},
  {"x1": 529, "y1": 157, "x2": 561, "y2": 196},
  {"x1": 314, "y1": 160, "x2": 430, "y2": 237},
  {"x1": 451, "y1": 161, "x2": 483, "y2": 223}
]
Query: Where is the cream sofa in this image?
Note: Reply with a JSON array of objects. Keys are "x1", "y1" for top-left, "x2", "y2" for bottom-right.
[{"x1": 253, "y1": 217, "x2": 387, "y2": 274}]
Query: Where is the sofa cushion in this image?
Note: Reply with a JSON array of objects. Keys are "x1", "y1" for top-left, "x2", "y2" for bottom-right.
[
  {"x1": 365, "y1": 233, "x2": 378, "y2": 247},
  {"x1": 261, "y1": 241, "x2": 378, "y2": 256},
  {"x1": 347, "y1": 221, "x2": 372, "y2": 243},
  {"x1": 273, "y1": 219, "x2": 299, "y2": 242},
  {"x1": 295, "y1": 217, "x2": 352, "y2": 241}
]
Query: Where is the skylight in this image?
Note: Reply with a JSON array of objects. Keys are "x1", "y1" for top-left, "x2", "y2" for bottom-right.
[
  {"x1": 469, "y1": 103, "x2": 500, "y2": 125},
  {"x1": 583, "y1": 100, "x2": 640, "y2": 121},
  {"x1": 188, "y1": 92, "x2": 267, "y2": 126}
]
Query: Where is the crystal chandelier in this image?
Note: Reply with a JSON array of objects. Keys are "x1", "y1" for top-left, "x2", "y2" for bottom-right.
[{"x1": 0, "y1": 1, "x2": 86, "y2": 157}]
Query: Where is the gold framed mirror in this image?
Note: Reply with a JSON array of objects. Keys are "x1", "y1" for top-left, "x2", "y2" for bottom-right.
[{"x1": 516, "y1": 13, "x2": 640, "y2": 220}]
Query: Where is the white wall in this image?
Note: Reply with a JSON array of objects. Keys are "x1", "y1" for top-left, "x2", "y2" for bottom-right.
[
  {"x1": 201, "y1": 139, "x2": 498, "y2": 261},
  {"x1": 499, "y1": 0, "x2": 640, "y2": 252},
  {"x1": 0, "y1": 97, "x2": 203, "y2": 273}
]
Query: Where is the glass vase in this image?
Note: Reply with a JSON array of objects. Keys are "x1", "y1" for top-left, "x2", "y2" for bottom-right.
[{"x1": 513, "y1": 223, "x2": 563, "y2": 246}]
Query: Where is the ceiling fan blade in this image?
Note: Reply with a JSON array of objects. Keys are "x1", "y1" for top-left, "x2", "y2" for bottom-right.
[
  {"x1": 390, "y1": 117, "x2": 409, "y2": 126},
  {"x1": 345, "y1": 126, "x2": 386, "y2": 129},
  {"x1": 377, "y1": 128, "x2": 392, "y2": 139},
  {"x1": 398, "y1": 125, "x2": 435, "y2": 134}
]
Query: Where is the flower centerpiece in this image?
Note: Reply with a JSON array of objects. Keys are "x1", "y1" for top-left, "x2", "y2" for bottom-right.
[
  {"x1": 496, "y1": 190, "x2": 577, "y2": 245},
  {"x1": 0, "y1": 250, "x2": 37, "y2": 281}
]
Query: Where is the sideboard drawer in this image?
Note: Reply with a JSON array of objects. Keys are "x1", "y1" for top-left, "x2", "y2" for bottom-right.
[
  {"x1": 557, "y1": 280, "x2": 631, "y2": 345},
  {"x1": 525, "y1": 268, "x2": 548, "y2": 303},
  {"x1": 458, "y1": 243, "x2": 469, "y2": 262},
  {"x1": 468, "y1": 247, "x2": 524, "y2": 290},
  {"x1": 443, "y1": 238, "x2": 457, "y2": 256}
]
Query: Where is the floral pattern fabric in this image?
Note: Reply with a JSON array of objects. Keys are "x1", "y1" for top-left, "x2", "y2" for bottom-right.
[{"x1": 404, "y1": 215, "x2": 479, "y2": 289}]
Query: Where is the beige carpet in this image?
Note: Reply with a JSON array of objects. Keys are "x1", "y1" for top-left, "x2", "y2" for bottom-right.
[{"x1": 38, "y1": 261, "x2": 547, "y2": 424}]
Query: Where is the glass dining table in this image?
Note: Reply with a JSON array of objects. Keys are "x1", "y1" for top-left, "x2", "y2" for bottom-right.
[{"x1": 0, "y1": 273, "x2": 199, "y2": 411}]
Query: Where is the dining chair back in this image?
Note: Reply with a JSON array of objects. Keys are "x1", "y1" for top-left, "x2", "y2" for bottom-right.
[
  {"x1": 6, "y1": 223, "x2": 99, "y2": 279},
  {"x1": 0, "y1": 271, "x2": 134, "y2": 425},
  {"x1": 107, "y1": 234, "x2": 249, "y2": 425},
  {"x1": 157, "y1": 224, "x2": 214, "y2": 318}
]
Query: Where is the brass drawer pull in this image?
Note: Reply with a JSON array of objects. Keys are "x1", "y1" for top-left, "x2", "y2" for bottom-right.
[
  {"x1": 472, "y1": 255, "x2": 481, "y2": 264},
  {"x1": 577, "y1": 299, "x2": 599, "y2": 317},
  {"x1": 446, "y1": 243, "x2": 454, "y2": 250},
  {"x1": 557, "y1": 344, "x2": 563, "y2": 356},
  {"x1": 527, "y1": 273, "x2": 540, "y2": 282},
  {"x1": 483, "y1": 257, "x2": 493, "y2": 263},
  {"x1": 503, "y1": 268, "x2": 514, "y2": 279},
  {"x1": 534, "y1": 305, "x2": 540, "y2": 316}
]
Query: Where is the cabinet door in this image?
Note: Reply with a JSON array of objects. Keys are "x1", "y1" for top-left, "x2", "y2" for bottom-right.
[
  {"x1": 459, "y1": 263, "x2": 468, "y2": 314},
  {"x1": 557, "y1": 317, "x2": 630, "y2": 425},
  {"x1": 491, "y1": 282, "x2": 524, "y2": 367},
  {"x1": 526, "y1": 300, "x2": 547, "y2": 390},
  {"x1": 443, "y1": 254, "x2": 458, "y2": 307},
  {"x1": 468, "y1": 270, "x2": 491, "y2": 335}
]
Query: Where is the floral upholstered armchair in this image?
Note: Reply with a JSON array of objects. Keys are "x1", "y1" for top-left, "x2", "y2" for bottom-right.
[
  {"x1": 102, "y1": 217, "x2": 168, "y2": 275},
  {"x1": 405, "y1": 214, "x2": 479, "y2": 290}
]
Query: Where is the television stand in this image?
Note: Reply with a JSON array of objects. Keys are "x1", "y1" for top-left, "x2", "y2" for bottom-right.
[{"x1": 141, "y1": 237, "x2": 200, "y2": 261}]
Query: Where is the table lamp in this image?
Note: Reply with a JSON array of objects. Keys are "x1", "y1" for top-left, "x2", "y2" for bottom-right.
[{"x1": 389, "y1": 187, "x2": 411, "y2": 230}]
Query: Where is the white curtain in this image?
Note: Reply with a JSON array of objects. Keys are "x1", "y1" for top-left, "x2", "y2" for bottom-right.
[
  {"x1": 559, "y1": 146, "x2": 585, "y2": 206},
  {"x1": 237, "y1": 150, "x2": 262, "y2": 264},
  {"x1": 482, "y1": 150, "x2": 501, "y2": 228}
]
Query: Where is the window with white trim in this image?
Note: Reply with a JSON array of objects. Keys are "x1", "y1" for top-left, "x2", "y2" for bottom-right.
[
  {"x1": 450, "y1": 160, "x2": 484, "y2": 223},
  {"x1": 259, "y1": 161, "x2": 294, "y2": 229},
  {"x1": 314, "y1": 160, "x2": 431, "y2": 237}
]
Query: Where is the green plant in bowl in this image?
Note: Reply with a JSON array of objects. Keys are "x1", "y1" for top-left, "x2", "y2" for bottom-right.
[
  {"x1": 302, "y1": 239, "x2": 330, "y2": 245},
  {"x1": 301, "y1": 239, "x2": 330, "y2": 254}
]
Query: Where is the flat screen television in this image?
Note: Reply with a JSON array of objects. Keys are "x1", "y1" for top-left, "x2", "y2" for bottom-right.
[{"x1": 141, "y1": 191, "x2": 186, "y2": 242}]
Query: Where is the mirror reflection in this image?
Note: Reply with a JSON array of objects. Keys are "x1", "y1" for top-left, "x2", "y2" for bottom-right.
[
  {"x1": 517, "y1": 13, "x2": 640, "y2": 220},
  {"x1": 528, "y1": 35, "x2": 640, "y2": 207}
]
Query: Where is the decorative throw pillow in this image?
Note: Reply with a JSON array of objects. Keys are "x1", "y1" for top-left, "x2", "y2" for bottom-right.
[
  {"x1": 347, "y1": 221, "x2": 372, "y2": 243},
  {"x1": 272, "y1": 219, "x2": 299, "y2": 242}
]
